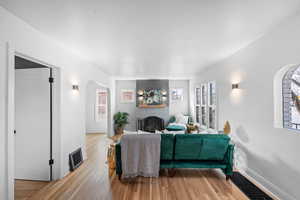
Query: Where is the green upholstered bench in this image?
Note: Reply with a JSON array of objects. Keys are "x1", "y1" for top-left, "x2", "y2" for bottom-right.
[{"x1": 115, "y1": 134, "x2": 234, "y2": 180}]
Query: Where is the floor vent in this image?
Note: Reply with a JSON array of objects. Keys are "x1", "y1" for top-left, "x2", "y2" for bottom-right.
[
  {"x1": 69, "y1": 148, "x2": 83, "y2": 171},
  {"x1": 231, "y1": 172, "x2": 273, "y2": 200}
]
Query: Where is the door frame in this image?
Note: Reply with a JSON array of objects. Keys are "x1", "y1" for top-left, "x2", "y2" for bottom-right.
[
  {"x1": 6, "y1": 43, "x2": 61, "y2": 200},
  {"x1": 86, "y1": 80, "x2": 110, "y2": 134}
]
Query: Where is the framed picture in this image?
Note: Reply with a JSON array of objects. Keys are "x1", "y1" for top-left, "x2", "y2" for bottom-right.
[
  {"x1": 121, "y1": 89, "x2": 135, "y2": 103},
  {"x1": 171, "y1": 88, "x2": 184, "y2": 101},
  {"x1": 137, "y1": 88, "x2": 167, "y2": 108}
]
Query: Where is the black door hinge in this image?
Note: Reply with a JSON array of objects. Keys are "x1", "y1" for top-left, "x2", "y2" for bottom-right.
[
  {"x1": 49, "y1": 159, "x2": 54, "y2": 165},
  {"x1": 14, "y1": 130, "x2": 16, "y2": 134},
  {"x1": 49, "y1": 77, "x2": 54, "y2": 83}
]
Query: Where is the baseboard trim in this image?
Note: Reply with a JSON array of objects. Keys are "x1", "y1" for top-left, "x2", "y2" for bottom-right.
[{"x1": 241, "y1": 168, "x2": 296, "y2": 200}]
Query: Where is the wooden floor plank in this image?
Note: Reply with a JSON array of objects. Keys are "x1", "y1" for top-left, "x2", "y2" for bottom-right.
[
  {"x1": 16, "y1": 133, "x2": 249, "y2": 200},
  {"x1": 15, "y1": 180, "x2": 48, "y2": 200}
]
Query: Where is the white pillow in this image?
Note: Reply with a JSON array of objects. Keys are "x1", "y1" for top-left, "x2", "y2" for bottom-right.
[
  {"x1": 175, "y1": 113, "x2": 189, "y2": 124},
  {"x1": 123, "y1": 130, "x2": 137, "y2": 135},
  {"x1": 168, "y1": 123, "x2": 187, "y2": 130},
  {"x1": 163, "y1": 129, "x2": 185, "y2": 134},
  {"x1": 183, "y1": 116, "x2": 189, "y2": 124},
  {"x1": 137, "y1": 130, "x2": 153, "y2": 134}
]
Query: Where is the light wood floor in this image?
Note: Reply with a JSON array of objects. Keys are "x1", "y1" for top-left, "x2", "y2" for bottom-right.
[
  {"x1": 15, "y1": 180, "x2": 48, "y2": 200},
  {"x1": 16, "y1": 133, "x2": 249, "y2": 200}
]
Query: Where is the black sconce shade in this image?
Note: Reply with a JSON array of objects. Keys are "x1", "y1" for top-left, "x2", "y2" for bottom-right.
[
  {"x1": 72, "y1": 85, "x2": 79, "y2": 90},
  {"x1": 232, "y1": 83, "x2": 239, "y2": 89}
]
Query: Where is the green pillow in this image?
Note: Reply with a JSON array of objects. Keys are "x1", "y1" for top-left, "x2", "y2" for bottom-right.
[
  {"x1": 168, "y1": 116, "x2": 176, "y2": 123},
  {"x1": 199, "y1": 138, "x2": 229, "y2": 160},
  {"x1": 166, "y1": 125, "x2": 185, "y2": 131},
  {"x1": 174, "y1": 135, "x2": 202, "y2": 160},
  {"x1": 160, "y1": 134, "x2": 175, "y2": 160}
]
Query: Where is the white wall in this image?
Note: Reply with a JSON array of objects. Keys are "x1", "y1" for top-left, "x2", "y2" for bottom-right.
[
  {"x1": 0, "y1": 6, "x2": 111, "y2": 199},
  {"x1": 115, "y1": 80, "x2": 137, "y2": 131},
  {"x1": 86, "y1": 81, "x2": 107, "y2": 133},
  {"x1": 169, "y1": 80, "x2": 190, "y2": 116},
  {"x1": 192, "y1": 12, "x2": 300, "y2": 200}
]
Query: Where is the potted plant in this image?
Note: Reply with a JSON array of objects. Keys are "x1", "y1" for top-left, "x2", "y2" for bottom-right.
[{"x1": 113, "y1": 112, "x2": 129, "y2": 135}]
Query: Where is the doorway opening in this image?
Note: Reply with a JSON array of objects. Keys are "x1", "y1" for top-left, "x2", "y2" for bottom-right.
[
  {"x1": 14, "y1": 55, "x2": 56, "y2": 199},
  {"x1": 85, "y1": 80, "x2": 109, "y2": 135}
]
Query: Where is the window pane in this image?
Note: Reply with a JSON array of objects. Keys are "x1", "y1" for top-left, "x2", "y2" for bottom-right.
[
  {"x1": 201, "y1": 106, "x2": 207, "y2": 126},
  {"x1": 209, "y1": 107, "x2": 216, "y2": 129},
  {"x1": 283, "y1": 66, "x2": 300, "y2": 130},
  {"x1": 196, "y1": 106, "x2": 200, "y2": 123},
  {"x1": 96, "y1": 90, "x2": 107, "y2": 121},
  {"x1": 201, "y1": 85, "x2": 207, "y2": 105},
  {"x1": 98, "y1": 91, "x2": 107, "y2": 105},
  {"x1": 208, "y1": 82, "x2": 216, "y2": 106},
  {"x1": 196, "y1": 88, "x2": 201, "y2": 105}
]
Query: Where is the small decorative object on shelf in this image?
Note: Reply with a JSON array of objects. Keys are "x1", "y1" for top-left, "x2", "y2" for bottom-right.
[{"x1": 223, "y1": 121, "x2": 231, "y2": 135}]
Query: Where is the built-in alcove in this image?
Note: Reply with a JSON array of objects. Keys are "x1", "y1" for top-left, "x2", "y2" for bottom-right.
[{"x1": 136, "y1": 80, "x2": 169, "y2": 126}]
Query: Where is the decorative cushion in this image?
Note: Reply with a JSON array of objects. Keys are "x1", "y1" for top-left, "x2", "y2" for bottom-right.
[
  {"x1": 166, "y1": 124, "x2": 186, "y2": 131},
  {"x1": 199, "y1": 137, "x2": 229, "y2": 160},
  {"x1": 137, "y1": 130, "x2": 154, "y2": 134},
  {"x1": 163, "y1": 130, "x2": 185, "y2": 134},
  {"x1": 183, "y1": 116, "x2": 189, "y2": 124},
  {"x1": 155, "y1": 130, "x2": 163, "y2": 134},
  {"x1": 123, "y1": 130, "x2": 137, "y2": 135},
  {"x1": 174, "y1": 135, "x2": 202, "y2": 160},
  {"x1": 160, "y1": 134, "x2": 175, "y2": 160},
  {"x1": 168, "y1": 116, "x2": 176, "y2": 123},
  {"x1": 175, "y1": 113, "x2": 189, "y2": 124}
]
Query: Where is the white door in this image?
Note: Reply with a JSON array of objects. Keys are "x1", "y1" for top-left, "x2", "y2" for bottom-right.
[{"x1": 15, "y1": 68, "x2": 50, "y2": 181}]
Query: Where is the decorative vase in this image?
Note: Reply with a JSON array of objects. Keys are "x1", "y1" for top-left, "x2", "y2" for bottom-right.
[
  {"x1": 223, "y1": 121, "x2": 231, "y2": 135},
  {"x1": 115, "y1": 127, "x2": 124, "y2": 135}
]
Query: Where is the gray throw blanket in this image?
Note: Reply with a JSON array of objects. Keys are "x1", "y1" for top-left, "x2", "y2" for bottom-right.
[{"x1": 121, "y1": 134, "x2": 161, "y2": 178}]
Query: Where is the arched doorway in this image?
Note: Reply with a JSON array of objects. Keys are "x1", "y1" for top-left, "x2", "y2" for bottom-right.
[{"x1": 85, "y1": 80, "x2": 109, "y2": 135}]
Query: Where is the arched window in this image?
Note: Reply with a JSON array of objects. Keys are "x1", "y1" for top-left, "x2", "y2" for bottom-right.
[{"x1": 282, "y1": 65, "x2": 300, "y2": 130}]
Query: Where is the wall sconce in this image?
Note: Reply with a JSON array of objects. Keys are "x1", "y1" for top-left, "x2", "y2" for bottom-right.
[
  {"x1": 161, "y1": 89, "x2": 167, "y2": 102},
  {"x1": 161, "y1": 89, "x2": 167, "y2": 96},
  {"x1": 138, "y1": 96, "x2": 144, "y2": 101},
  {"x1": 137, "y1": 90, "x2": 144, "y2": 96},
  {"x1": 72, "y1": 85, "x2": 79, "y2": 91},
  {"x1": 232, "y1": 83, "x2": 239, "y2": 89},
  {"x1": 162, "y1": 96, "x2": 167, "y2": 102},
  {"x1": 137, "y1": 90, "x2": 144, "y2": 102}
]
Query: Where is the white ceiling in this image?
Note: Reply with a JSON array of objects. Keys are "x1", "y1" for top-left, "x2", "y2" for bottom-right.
[{"x1": 1, "y1": 0, "x2": 300, "y2": 77}]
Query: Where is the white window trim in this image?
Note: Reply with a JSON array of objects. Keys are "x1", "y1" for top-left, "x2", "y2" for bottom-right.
[{"x1": 207, "y1": 81, "x2": 217, "y2": 132}]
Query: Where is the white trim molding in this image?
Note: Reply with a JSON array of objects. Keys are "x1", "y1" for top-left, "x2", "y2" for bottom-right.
[
  {"x1": 241, "y1": 168, "x2": 297, "y2": 200},
  {"x1": 6, "y1": 42, "x2": 15, "y2": 200}
]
